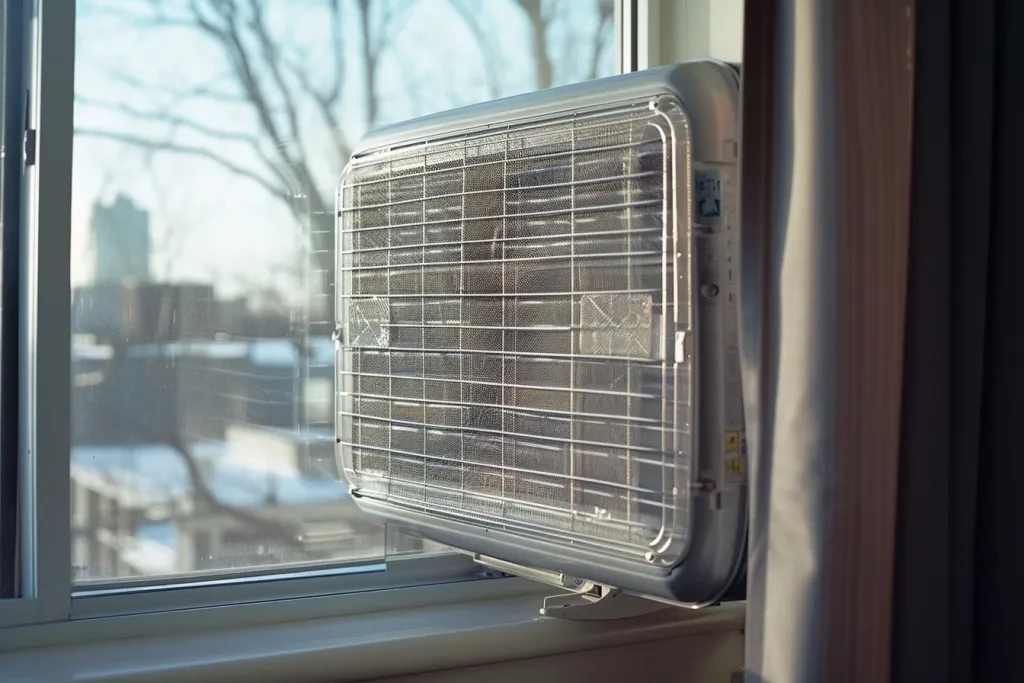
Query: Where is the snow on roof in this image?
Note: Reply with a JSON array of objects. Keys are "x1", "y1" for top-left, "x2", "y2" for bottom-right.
[
  {"x1": 249, "y1": 339, "x2": 298, "y2": 367},
  {"x1": 120, "y1": 522, "x2": 178, "y2": 575},
  {"x1": 176, "y1": 341, "x2": 251, "y2": 359},
  {"x1": 72, "y1": 344, "x2": 115, "y2": 361},
  {"x1": 72, "y1": 338, "x2": 336, "y2": 368},
  {"x1": 311, "y1": 337, "x2": 335, "y2": 366},
  {"x1": 71, "y1": 441, "x2": 348, "y2": 509},
  {"x1": 137, "y1": 520, "x2": 176, "y2": 547},
  {"x1": 73, "y1": 341, "x2": 252, "y2": 361}
]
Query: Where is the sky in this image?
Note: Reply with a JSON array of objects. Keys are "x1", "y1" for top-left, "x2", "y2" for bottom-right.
[{"x1": 71, "y1": 0, "x2": 616, "y2": 308}]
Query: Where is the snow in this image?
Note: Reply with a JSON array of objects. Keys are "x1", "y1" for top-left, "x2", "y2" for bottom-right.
[
  {"x1": 121, "y1": 522, "x2": 178, "y2": 575},
  {"x1": 72, "y1": 437, "x2": 350, "y2": 577},
  {"x1": 311, "y1": 337, "x2": 335, "y2": 366},
  {"x1": 249, "y1": 339, "x2": 298, "y2": 366},
  {"x1": 73, "y1": 337, "x2": 334, "y2": 366},
  {"x1": 71, "y1": 440, "x2": 348, "y2": 509}
]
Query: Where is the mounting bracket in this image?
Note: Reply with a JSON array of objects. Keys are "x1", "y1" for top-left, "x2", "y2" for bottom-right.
[
  {"x1": 472, "y1": 554, "x2": 666, "y2": 621},
  {"x1": 540, "y1": 585, "x2": 666, "y2": 620}
]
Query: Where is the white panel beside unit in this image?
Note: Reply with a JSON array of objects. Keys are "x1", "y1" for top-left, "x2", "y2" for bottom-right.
[{"x1": 335, "y1": 60, "x2": 745, "y2": 608}]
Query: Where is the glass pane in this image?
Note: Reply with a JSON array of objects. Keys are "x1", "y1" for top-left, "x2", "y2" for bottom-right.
[{"x1": 71, "y1": 0, "x2": 616, "y2": 584}]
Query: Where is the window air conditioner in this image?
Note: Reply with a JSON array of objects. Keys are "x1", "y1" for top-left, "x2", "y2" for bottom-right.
[{"x1": 335, "y1": 60, "x2": 746, "y2": 616}]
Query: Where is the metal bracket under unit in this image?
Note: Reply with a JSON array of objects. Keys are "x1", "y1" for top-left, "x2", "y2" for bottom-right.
[
  {"x1": 473, "y1": 554, "x2": 665, "y2": 621},
  {"x1": 540, "y1": 586, "x2": 666, "y2": 620}
]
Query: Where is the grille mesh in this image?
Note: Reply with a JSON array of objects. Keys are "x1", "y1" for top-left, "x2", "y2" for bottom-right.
[{"x1": 337, "y1": 98, "x2": 693, "y2": 562}]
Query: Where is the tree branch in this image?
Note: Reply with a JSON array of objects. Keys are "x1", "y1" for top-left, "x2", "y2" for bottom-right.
[
  {"x1": 168, "y1": 430, "x2": 306, "y2": 549},
  {"x1": 245, "y1": 0, "x2": 302, "y2": 143},
  {"x1": 81, "y1": 0, "x2": 418, "y2": 294},
  {"x1": 75, "y1": 127, "x2": 292, "y2": 204},
  {"x1": 188, "y1": 0, "x2": 295, "y2": 168},
  {"x1": 515, "y1": 0, "x2": 553, "y2": 89},
  {"x1": 282, "y1": 1, "x2": 351, "y2": 165},
  {"x1": 284, "y1": 58, "x2": 351, "y2": 164},
  {"x1": 355, "y1": 0, "x2": 379, "y2": 127},
  {"x1": 76, "y1": 95, "x2": 260, "y2": 145},
  {"x1": 324, "y1": 0, "x2": 345, "y2": 105},
  {"x1": 75, "y1": 339, "x2": 309, "y2": 554},
  {"x1": 589, "y1": 0, "x2": 614, "y2": 80},
  {"x1": 104, "y1": 69, "x2": 248, "y2": 106},
  {"x1": 449, "y1": 0, "x2": 503, "y2": 99},
  {"x1": 375, "y1": 0, "x2": 417, "y2": 56}
]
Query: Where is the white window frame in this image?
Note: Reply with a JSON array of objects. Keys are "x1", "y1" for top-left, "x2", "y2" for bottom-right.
[
  {"x1": 2, "y1": 0, "x2": 75, "y2": 631},
  {"x1": 0, "y1": 0, "x2": 644, "y2": 651},
  {"x1": 623, "y1": 0, "x2": 745, "y2": 70}
]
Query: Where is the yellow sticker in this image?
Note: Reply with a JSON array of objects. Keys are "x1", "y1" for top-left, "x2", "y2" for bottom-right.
[
  {"x1": 725, "y1": 458, "x2": 747, "y2": 477},
  {"x1": 724, "y1": 430, "x2": 747, "y2": 481},
  {"x1": 725, "y1": 431, "x2": 740, "y2": 453}
]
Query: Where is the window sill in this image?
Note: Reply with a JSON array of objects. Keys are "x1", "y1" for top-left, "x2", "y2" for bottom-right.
[{"x1": 0, "y1": 588, "x2": 745, "y2": 683}]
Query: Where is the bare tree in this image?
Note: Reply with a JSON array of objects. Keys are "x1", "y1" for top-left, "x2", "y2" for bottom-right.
[
  {"x1": 76, "y1": 0, "x2": 414, "y2": 295},
  {"x1": 73, "y1": 0, "x2": 419, "y2": 569},
  {"x1": 589, "y1": 0, "x2": 616, "y2": 80},
  {"x1": 516, "y1": 0, "x2": 553, "y2": 89},
  {"x1": 449, "y1": 0, "x2": 504, "y2": 99},
  {"x1": 73, "y1": 0, "x2": 615, "y2": 572},
  {"x1": 452, "y1": 0, "x2": 614, "y2": 98},
  {"x1": 79, "y1": 0, "x2": 613, "y2": 289}
]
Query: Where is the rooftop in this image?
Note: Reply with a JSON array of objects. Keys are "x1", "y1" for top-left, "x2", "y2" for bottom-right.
[{"x1": 71, "y1": 440, "x2": 349, "y2": 509}]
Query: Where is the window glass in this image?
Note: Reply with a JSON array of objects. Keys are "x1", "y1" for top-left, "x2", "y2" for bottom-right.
[{"x1": 71, "y1": 0, "x2": 615, "y2": 584}]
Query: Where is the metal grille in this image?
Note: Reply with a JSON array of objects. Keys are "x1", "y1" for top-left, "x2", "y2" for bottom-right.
[{"x1": 337, "y1": 97, "x2": 693, "y2": 564}]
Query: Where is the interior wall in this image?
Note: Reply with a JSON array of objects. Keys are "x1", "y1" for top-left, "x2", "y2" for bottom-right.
[{"x1": 657, "y1": 0, "x2": 744, "y2": 65}]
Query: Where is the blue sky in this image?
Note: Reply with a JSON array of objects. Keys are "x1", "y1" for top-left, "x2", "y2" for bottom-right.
[{"x1": 71, "y1": 0, "x2": 614, "y2": 305}]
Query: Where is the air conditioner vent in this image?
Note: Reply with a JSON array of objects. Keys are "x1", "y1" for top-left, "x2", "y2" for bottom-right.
[
  {"x1": 338, "y1": 98, "x2": 693, "y2": 566},
  {"x1": 336, "y1": 61, "x2": 746, "y2": 606}
]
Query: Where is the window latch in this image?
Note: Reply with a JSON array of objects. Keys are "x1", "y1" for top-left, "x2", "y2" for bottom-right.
[
  {"x1": 24, "y1": 128, "x2": 36, "y2": 167},
  {"x1": 23, "y1": 89, "x2": 36, "y2": 167}
]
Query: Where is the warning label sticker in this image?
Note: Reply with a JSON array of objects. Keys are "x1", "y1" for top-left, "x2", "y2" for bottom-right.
[
  {"x1": 695, "y1": 170, "x2": 722, "y2": 221},
  {"x1": 724, "y1": 430, "x2": 748, "y2": 482}
]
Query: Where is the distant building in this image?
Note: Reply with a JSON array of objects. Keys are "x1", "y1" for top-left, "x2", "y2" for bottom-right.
[
  {"x1": 72, "y1": 281, "x2": 215, "y2": 343},
  {"x1": 213, "y1": 297, "x2": 247, "y2": 337},
  {"x1": 71, "y1": 335, "x2": 335, "y2": 446},
  {"x1": 91, "y1": 194, "x2": 151, "y2": 283}
]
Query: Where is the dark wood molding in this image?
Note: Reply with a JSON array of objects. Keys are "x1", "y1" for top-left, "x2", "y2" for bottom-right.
[
  {"x1": 740, "y1": 1, "x2": 915, "y2": 681},
  {"x1": 829, "y1": 1, "x2": 915, "y2": 681}
]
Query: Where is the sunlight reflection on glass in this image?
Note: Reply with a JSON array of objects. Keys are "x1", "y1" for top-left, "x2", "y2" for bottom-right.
[{"x1": 70, "y1": 0, "x2": 615, "y2": 583}]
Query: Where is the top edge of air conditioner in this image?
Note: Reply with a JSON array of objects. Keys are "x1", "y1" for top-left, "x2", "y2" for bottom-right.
[{"x1": 350, "y1": 59, "x2": 735, "y2": 159}]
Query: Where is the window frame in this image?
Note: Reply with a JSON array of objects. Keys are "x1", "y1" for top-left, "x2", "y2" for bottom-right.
[
  {"x1": 3, "y1": 0, "x2": 74, "y2": 630},
  {"x1": 0, "y1": 0, "x2": 636, "y2": 641},
  {"x1": 0, "y1": 0, "x2": 28, "y2": 605},
  {"x1": 628, "y1": 0, "x2": 744, "y2": 70}
]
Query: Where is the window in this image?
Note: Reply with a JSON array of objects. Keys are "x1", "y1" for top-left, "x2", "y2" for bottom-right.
[
  {"x1": 69, "y1": 0, "x2": 615, "y2": 585},
  {"x1": 1, "y1": 1, "x2": 745, "y2": 675}
]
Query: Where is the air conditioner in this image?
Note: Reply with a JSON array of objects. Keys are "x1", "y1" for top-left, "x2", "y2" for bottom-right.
[{"x1": 335, "y1": 60, "x2": 745, "y2": 616}]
